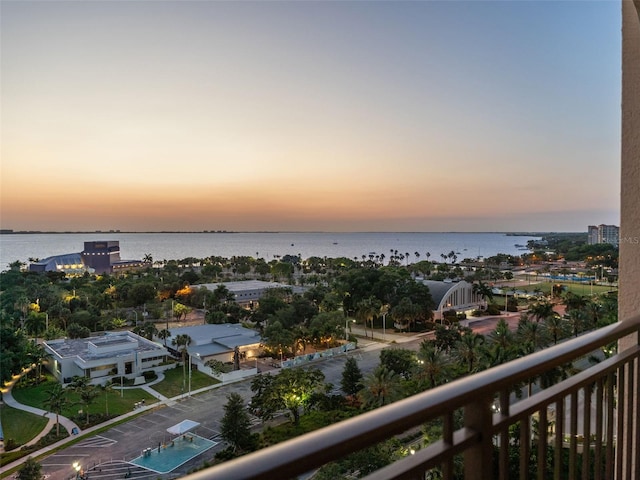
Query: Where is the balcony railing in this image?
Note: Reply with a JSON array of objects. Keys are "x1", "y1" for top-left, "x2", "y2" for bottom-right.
[{"x1": 184, "y1": 316, "x2": 640, "y2": 480}]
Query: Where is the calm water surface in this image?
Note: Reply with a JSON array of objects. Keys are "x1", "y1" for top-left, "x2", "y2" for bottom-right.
[{"x1": 0, "y1": 232, "x2": 539, "y2": 269}]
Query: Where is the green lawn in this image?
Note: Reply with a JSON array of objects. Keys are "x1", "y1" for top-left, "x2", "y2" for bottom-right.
[
  {"x1": 11, "y1": 379, "x2": 157, "y2": 419},
  {"x1": 0, "y1": 404, "x2": 48, "y2": 448},
  {"x1": 516, "y1": 281, "x2": 616, "y2": 297},
  {"x1": 151, "y1": 366, "x2": 219, "y2": 398}
]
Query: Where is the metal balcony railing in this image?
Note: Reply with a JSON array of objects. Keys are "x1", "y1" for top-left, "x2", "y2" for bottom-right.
[{"x1": 184, "y1": 316, "x2": 640, "y2": 480}]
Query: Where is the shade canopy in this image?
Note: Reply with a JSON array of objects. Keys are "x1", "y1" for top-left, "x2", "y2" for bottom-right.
[{"x1": 166, "y1": 419, "x2": 200, "y2": 435}]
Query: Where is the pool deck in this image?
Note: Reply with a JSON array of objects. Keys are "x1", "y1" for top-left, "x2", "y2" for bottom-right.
[{"x1": 129, "y1": 434, "x2": 217, "y2": 473}]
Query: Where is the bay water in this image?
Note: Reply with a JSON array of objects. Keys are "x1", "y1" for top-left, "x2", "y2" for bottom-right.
[{"x1": 0, "y1": 232, "x2": 539, "y2": 270}]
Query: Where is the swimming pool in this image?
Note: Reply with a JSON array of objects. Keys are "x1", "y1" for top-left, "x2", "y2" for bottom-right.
[{"x1": 129, "y1": 434, "x2": 217, "y2": 473}]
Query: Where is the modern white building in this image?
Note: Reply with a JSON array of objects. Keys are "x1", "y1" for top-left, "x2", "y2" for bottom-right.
[
  {"x1": 44, "y1": 331, "x2": 168, "y2": 385},
  {"x1": 420, "y1": 280, "x2": 486, "y2": 321}
]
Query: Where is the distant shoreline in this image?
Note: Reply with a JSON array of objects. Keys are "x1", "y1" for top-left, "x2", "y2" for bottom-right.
[{"x1": 0, "y1": 230, "x2": 562, "y2": 236}]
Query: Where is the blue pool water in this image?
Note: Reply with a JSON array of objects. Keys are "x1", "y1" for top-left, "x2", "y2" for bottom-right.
[{"x1": 129, "y1": 435, "x2": 217, "y2": 473}]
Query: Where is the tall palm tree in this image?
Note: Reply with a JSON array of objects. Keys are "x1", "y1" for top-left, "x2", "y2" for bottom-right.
[
  {"x1": 544, "y1": 314, "x2": 568, "y2": 345},
  {"x1": 358, "y1": 365, "x2": 401, "y2": 409},
  {"x1": 25, "y1": 313, "x2": 46, "y2": 343},
  {"x1": 417, "y1": 341, "x2": 450, "y2": 388},
  {"x1": 355, "y1": 297, "x2": 380, "y2": 338},
  {"x1": 516, "y1": 316, "x2": 549, "y2": 396},
  {"x1": 487, "y1": 319, "x2": 517, "y2": 366},
  {"x1": 472, "y1": 281, "x2": 494, "y2": 307},
  {"x1": 172, "y1": 334, "x2": 193, "y2": 393},
  {"x1": 158, "y1": 328, "x2": 171, "y2": 346},
  {"x1": 566, "y1": 309, "x2": 586, "y2": 337},
  {"x1": 70, "y1": 376, "x2": 99, "y2": 424},
  {"x1": 390, "y1": 297, "x2": 419, "y2": 332},
  {"x1": 44, "y1": 383, "x2": 69, "y2": 437},
  {"x1": 528, "y1": 301, "x2": 555, "y2": 323},
  {"x1": 454, "y1": 332, "x2": 485, "y2": 374},
  {"x1": 516, "y1": 315, "x2": 548, "y2": 355},
  {"x1": 28, "y1": 342, "x2": 50, "y2": 384}
]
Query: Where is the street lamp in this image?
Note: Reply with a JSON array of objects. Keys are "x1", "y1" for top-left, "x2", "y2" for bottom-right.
[
  {"x1": 72, "y1": 461, "x2": 81, "y2": 480},
  {"x1": 345, "y1": 318, "x2": 355, "y2": 341},
  {"x1": 382, "y1": 305, "x2": 389, "y2": 342}
]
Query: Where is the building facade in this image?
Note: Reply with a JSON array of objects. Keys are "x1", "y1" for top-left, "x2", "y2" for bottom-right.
[
  {"x1": 160, "y1": 323, "x2": 262, "y2": 371},
  {"x1": 44, "y1": 331, "x2": 168, "y2": 385},
  {"x1": 29, "y1": 240, "x2": 144, "y2": 275},
  {"x1": 420, "y1": 280, "x2": 486, "y2": 321},
  {"x1": 587, "y1": 224, "x2": 620, "y2": 246},
  {"x1": 197, "y1": 280, "x2": 306, "y2": 307}
]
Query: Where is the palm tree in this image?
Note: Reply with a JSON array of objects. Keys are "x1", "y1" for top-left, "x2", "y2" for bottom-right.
[
  {"x1": 487, "y1": 319, "x2": 517, "y2": 366},
  {"x1": 544, "y1": 314, "x2": 568, "y2": 345},
  {"x1": 528, "y1": 301, "x2": 555, "y2": 323},
  {"x1": 417, "y1": 341, "x2": 450, "y2": 388},
  {"x1": 158, "y1": 328, "x2": 171, "y2": 346},
  {"x1": 25, "y1": 313, "x2": 46, "y2": 343},
  {"x1": 358, "y1": 365, "x2": 401, "y2": 409},
  {"x1": 454, "y1": 332, "x2": 485, "y2": 374},
  {"x1": 70, "y1": 376, "x2": 100, "y2": 424},
  {"x1": 44, "y1": 383, "x2": 69, "y2": 437},
  {"x1": 566, "y1": 309, "x2": 586, "y2": 337},
  {"x1": 102, "y1": 382, "x2": 115, "y2": 417},
  {"x1": 473, "y1": 281, "x2": 494, "y2": 307},
  {"x1": 516, "y1": 316, "x2": 549, "y2": 397},
  {"x1": 172, "y1": 334, "x2": 192, "y2": 393},
  {"x1": 28, "y1": 342, "x2": 50, "y2": 384},
  {"x1": 355, "y1": 297, "x2": 380, "y2": 338},
  {"x1": 390, "y1": 297, "x2": 419, "y2": 332},
  {"x1": 516, "y1": 316, "x2": 548, "y2": 355}
]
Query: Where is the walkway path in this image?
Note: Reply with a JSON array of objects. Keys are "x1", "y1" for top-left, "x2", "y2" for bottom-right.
[
  {"x1": 1, "y1": 371, "x2": 82, "y2": 450},
  {"x1": 112, "y1": 372, "x2": 171, "y2": 403},
  {"x1": 1, "y1": 314, "x2": 518, "y2": 476}
]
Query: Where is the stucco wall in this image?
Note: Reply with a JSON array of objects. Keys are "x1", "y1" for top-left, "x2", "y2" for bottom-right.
[
  {"x1": 619, "y1": 1, "x2": 640, "y2": 476},
  {"x1": 620, "y1": 2, "x2": 640, "y2": 323}
]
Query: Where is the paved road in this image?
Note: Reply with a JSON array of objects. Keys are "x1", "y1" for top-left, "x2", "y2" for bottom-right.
[{"x1": 4, "y1": 314, "x2": 519, "y2": 480}]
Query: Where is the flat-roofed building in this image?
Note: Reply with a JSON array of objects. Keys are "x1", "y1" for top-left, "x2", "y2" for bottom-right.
[
  {"x1": 29, "y1": 240, "x2": 143, "y2": 275},
  {"x1": 197, "y1": 280, "x2": 306, "y2": 307},
  {"x1": 161, "y1": 323, "x2": 262, "y2": 368},
  {"x1": 44, "y1": 331, "x2": 168, "y2": 385}
]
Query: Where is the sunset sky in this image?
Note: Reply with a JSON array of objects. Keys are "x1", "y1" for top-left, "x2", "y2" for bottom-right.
[{"x1": 1, "y1": 0, "x2": 621, "y2": 233}]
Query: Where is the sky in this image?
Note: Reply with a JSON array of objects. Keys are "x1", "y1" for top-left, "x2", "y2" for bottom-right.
[{"x1": 0, "y1": 0, "x2": 621, "y2": 233}]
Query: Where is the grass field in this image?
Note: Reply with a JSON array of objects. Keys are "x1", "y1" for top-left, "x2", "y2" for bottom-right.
[
  {"x1": 0, "y1": 404, "x2": 49, "y2": 448},
  {"x1": 515, "y1": 281, "x2": 616, "y2": 297},
  {"x1": 151, "y1": 365, "x2": 219, "y2": 398},
  {"x1": 11, "y1": 379, "x2": 157, "y2": 419}
]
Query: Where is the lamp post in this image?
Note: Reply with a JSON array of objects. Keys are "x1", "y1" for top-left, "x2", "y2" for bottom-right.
[
  {"x1": 380, "y1": 304, "x2": 389, "y2": 342},
  {"x1": 72, "y1": 462, "x2": 81, "y2": 480},
  {"x1": 188, "y1": 352, "x2": 192, "y2": 397},
  {"x1": 345, "y1": 318, "x2": 355, "y2": 341},
  {"x1": 504, "y1": 288, "x2": 508, "y2": 314}
]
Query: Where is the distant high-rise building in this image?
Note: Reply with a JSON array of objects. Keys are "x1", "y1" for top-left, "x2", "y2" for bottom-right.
[
  {"x1": 587, "y1": 224, "x2": 619, "y2": 246},
  {"x1": 587, "y1": 225, "x2": 599, "y2": 245}
]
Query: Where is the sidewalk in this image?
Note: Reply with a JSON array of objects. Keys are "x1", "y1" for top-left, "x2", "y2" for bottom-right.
[
  {"x1": 1, "y1": 371, "x2": 81, "y2": 450},
  {"x1": 0, "y1": 370, "x2": 232, "y2": 476}
]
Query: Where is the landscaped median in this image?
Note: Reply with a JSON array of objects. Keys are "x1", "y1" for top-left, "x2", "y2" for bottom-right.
[{"x1": 150, "y1": 365, "x2": 220, "y2": 398}]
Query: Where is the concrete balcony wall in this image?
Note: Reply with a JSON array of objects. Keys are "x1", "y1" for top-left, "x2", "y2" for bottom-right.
[{"x1": 620, "y1": 2, "x2": 640, "y2": 477}]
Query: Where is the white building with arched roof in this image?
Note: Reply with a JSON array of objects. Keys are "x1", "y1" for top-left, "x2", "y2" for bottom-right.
[{"x1": 420, "y1": 280, "x2": 486, "y2": 321}]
